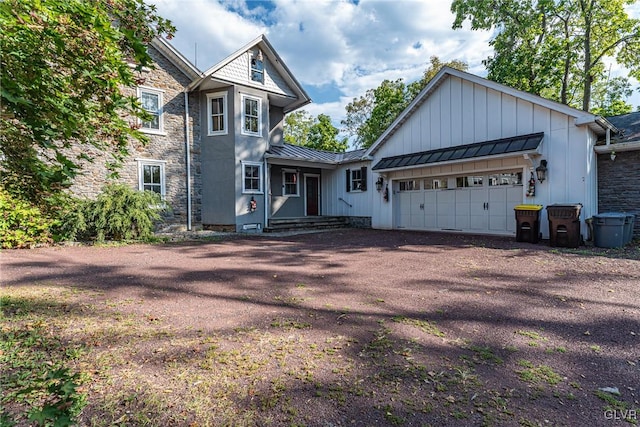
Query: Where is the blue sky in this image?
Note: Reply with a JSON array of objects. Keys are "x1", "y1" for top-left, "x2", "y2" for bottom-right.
[{"x1": 150, "y1": 0, "x2": 639, "y2": 128}]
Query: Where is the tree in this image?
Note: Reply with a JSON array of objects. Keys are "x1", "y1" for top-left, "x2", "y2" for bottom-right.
[
  {"x1": 342, "y1": 57, "x2": 468, "y2": 149},
  {"x1": 451, "y1": 0, "x2": 640, "y2": 112},
  {"x1": 284, "y1": 110, "x2": 314, "y2": 146},
  {"x1": 307, "y1": 114, "x2": 348, "y2": 152},
  {"x1": 0, "y1": 0, "x2": 174, "y2": 206},
  {"x1": 284, "y1": 110, "x2": 347, "y2": 152}
]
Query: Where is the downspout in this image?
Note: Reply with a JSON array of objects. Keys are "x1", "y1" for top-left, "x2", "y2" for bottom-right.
[
  {"x1": 264, "y1": 158, "x2": 269, "y2": 230},
  {"x1": 184, "y1": 91, "x2": 192, "y2": 231}
]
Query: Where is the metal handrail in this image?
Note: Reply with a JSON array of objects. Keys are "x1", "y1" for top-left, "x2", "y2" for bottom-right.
[{"x1": 338, "y1": 197, "x2": 352, "y2": 208}]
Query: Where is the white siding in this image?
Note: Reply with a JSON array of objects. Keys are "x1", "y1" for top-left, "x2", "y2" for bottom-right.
[
  {"x1": 214, "y1": 52, "x2": 295, "y2": 97},
  {"x1": 369, "y1": 74, "x2": 600, "y2": 238}
]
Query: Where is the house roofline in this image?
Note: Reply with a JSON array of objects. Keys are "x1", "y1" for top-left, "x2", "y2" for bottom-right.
[
  {"x1": 364, "y1": 67, "x2": 617, "y2": 157},
  {"x1": 151, "y1": 37, "x2": 202, "y2": 81}
]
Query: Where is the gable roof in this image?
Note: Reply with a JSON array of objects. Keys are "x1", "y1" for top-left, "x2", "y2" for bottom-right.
[
  {"x1": 151, "y1": 37, "x2": 202, "y2": 81},
  {"x1": 188, "y1": 34, "x2": 311, "y2": 113},
  {"x1": 364, "y1": 67, "x2": 617, "y2": 156}
]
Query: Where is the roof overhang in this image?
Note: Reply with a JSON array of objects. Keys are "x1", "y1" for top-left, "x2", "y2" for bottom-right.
[{"x1": 372, "y1": 132, "x2": 544, "y2": 172}]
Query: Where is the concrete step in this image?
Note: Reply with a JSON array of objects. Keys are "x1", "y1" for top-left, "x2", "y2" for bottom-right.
[{"x1": 264, "y1": 216, "x2": 349, "y2": 233}]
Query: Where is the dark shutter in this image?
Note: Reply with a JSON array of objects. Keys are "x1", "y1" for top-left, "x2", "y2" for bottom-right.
[
  {"x1": 346, "y1": 169, "x2": 351, "y2": 192},
  {"x1": 360, "y1": 166, "x2": 367, "y2": 191}
]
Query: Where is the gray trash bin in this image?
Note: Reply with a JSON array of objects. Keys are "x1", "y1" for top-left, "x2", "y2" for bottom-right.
[
  {"x1": 624, "y1": 214, "x2": 635, "y2": 244},
  {"x1": 593, "y1": 213, "x2": 627, "y2": 248}
]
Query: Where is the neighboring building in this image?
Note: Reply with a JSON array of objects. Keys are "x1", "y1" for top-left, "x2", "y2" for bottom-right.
[{"x1": 72, "y1": 37, "x2": 638, "y2": 239}]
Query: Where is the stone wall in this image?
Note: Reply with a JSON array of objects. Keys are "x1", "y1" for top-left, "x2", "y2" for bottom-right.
[
  {"x1": 346, "y1": 216, "x2": 372, "y2": 228},
  {"x1": 69, "y1": 45, "x2": 200, "y2": 230},
  {"x1": 597, "y1": 150, "x2": 640, "y2": 238}
]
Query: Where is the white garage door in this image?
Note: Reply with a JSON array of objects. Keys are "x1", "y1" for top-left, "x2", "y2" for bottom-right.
[{"x1": 395, "y1": 171, "x2": 523, "y2": 235}]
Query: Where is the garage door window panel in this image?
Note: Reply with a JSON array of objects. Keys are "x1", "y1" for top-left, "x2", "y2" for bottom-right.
[
  {"x1": 489, "y1": 172, "x2": 522, "y2": 186},
  {"x1": 456, "y1": 176, "x2": 484, "y2": 188}
]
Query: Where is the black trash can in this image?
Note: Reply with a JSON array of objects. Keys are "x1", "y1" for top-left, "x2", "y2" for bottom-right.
[
  {"x1": 546, "y1": 204, "x2": 582, "y2": 248},
  {"x1": 514, "y1": 204, "x2": 543, "y2": 243}
]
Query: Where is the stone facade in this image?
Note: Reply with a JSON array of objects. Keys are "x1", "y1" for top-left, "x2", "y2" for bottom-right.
[
  {"x1": 597, "y1": 150, "x2": 640, "y2": 237},
  {"x1": 69, "y1": 45, "x2": 200, "y2": 230}
]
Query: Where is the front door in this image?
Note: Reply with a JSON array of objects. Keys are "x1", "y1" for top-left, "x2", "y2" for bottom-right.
[{"x1": 305, "y1": 175, "x2": 320, "y2": 216}]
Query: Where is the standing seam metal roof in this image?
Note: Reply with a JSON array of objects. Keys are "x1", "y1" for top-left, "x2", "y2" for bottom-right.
[{"x1": 266, "y1": 143, "x2": 367, "y2": 164}]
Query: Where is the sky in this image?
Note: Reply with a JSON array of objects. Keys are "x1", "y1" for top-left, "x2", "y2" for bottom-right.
[{"x1": 149, "y1": 0, "x2": 640, "y2": 131}]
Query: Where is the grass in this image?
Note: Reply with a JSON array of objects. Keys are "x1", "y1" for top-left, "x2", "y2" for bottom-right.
[{"x1": 1, "y1": 283, "x2": 636, "y2": 426}]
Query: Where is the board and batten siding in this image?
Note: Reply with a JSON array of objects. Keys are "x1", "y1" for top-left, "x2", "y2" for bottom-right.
[
  {"x1": 322, "y1": 162, "x2": 377, "y2": 219},
  {"x1": 370, "y1": 75, "x2": 599, "y2": 238}
]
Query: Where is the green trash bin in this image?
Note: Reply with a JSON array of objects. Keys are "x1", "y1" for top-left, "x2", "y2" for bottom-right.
[
  {"x1": 514, "y1": 204, "x2": 543, "y2": 243},
  {"x1": 593, "y1": 213, "x2": 627, "y2": 248}
]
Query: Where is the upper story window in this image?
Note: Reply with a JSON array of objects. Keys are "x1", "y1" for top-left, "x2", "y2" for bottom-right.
[
  {"x1": 137, "y1": 159, "x2": 166, "y2": 197},
  {"x1": 138, "y1": 87, "x2": 164, "y2": 134},
  {"x1": 207, "y1": 92, "x2": 228, "y2": 136},
  {"x1": 346, "y1": 167, "x2": 368, "y2": 192},
  {"x1": 250, "y1": 50, "x2": 264, "y2": 83},
  {"x1": 242, "y1": 161, "x2": 262, "y2": 194},
  {"x1": 242, "y1": 95, "x2": 261, "y2": 136},
  {"x1": 282, "y1": 169, "x2": 299, "y2": 196}
]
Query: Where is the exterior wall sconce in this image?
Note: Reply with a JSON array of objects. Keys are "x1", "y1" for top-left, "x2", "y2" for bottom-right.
[
  {"x1": 375, "y1": 176, "x2": 384, "y2": 192},
  {"x1": 610, "y1": 150, "x2": 616, "y2": 161},
  {"x1": 535, "y1": 159, "x2": 548, "y2": 183}
]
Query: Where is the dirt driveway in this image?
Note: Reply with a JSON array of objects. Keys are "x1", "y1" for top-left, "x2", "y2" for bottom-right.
[{"x1": 2, "y1": 229, "x2": 639, "y2": 426}]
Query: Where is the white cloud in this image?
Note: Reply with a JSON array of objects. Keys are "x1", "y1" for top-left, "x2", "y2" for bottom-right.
[{"x1": 150, "y1": 0, "x2": 639, "y2": 128}]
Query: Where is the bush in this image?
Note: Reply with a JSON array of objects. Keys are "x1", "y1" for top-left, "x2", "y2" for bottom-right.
[
  {"x1": 71, "y1": 183, "x2": 168, "y2": 242},
  {"x1": 0, "y1": 189, "x2": 55, "y2": 248}
]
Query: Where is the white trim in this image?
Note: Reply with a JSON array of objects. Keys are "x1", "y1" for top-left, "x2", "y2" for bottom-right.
[
  {"x1": 281, "y1": 168, "x2": 300, "y2": 197},
  {"x1": 241, "y1": 161, "x2": 263, "y2": 194},
  {"x1": 241, "y1": 94, "x2": 262, "y2": 137},
  {"x1": 136, "y1": 159, "x2": 166, "y2": 198},
  {"x1": 206, "y1": 91, "x2": 228, "y2": 136},
  {"x1": 137, "y1": 86, "x2": 164, "y2": 134}
]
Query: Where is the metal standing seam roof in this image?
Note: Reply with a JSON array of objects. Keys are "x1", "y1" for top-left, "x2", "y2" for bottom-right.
[
  {"x1": 372, "y1": 132, "x2": 544, "y2": 171},
  {"x1": 266, "y1": 143, "x2": 367, "y2": 164}
]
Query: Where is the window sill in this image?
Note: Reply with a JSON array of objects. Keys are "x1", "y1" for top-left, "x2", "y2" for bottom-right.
[
  {"x1": 243, "y1": 191, "x2": 264, "y2": 195},
  {"x1": 140, "y1": 129, "x2": 167, "y2": 136},
  {"x1": 241, "y1": 131, "x2": 262, "y2": 137},
  {"x1": 208, "y1": 131, "x2": 228, "y2": 137}
]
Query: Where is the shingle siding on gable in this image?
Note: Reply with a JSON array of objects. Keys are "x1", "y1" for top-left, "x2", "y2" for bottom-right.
[{"x1": 213, "y1": 52, "x2": 295, "y2": 97}]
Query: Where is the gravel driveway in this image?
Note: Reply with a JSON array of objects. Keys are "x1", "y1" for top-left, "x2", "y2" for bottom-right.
[{"x1": 2, "y1": 229, "x2": 639, "y2": 426}]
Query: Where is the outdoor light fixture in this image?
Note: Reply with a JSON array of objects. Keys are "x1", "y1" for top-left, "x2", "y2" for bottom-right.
[
  {"x1": 535, "y1": 159, "x2": 548, "y2": 183},
  {"x1": 610, "y1": 151, "x2": 617, "y2": 161},
  {"x1": 375, "y1": 176, "x2": 384, "y2": 192}
]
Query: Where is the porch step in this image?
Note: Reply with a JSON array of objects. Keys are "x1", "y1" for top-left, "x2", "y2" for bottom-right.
[{"x1": 264, "y1": 216, "x2": 349, "y2": 233}]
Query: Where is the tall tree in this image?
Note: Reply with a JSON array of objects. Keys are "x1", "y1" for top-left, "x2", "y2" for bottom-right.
[
  {"x1": 451, "y1": 0, "x2": 640, "y2": 112},
  {"x1": 342, "y1": 57, "x2": 468, "y2": 149},
  {"x1": 284, "y1": 110, "x2": 347, "y2": 152},
  {"x1": 307, "y1": 114, "x2": 348, "y2": 152},
  {"x1": 0, "y1": 0, "x2": 174, "y2": 205}
]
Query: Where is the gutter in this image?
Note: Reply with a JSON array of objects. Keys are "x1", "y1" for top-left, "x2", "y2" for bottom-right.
[
  {"x1": 184, "y1": 91, "x2": 192, "y2": 231},
  {"x1": 594, "y1": 139, "x2": 640, "y2": 154}
]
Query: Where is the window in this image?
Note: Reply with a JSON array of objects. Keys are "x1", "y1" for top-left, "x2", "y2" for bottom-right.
[
  {"x1": 243, "y1": 162, "x2": 262, "y2": 193},
  {"x1": 242, "y1": 95, "x2": 261, "y2": 136},
  {"x1": 489, "y1": 172, "x2": 522, "y2": 186},
  {"x1": 207, "y1": 92, "x2": 227, "y2": 135},
  {"x1": 137, "y1": 159, "x2": 166, "y2": 197},
  {"x1": 138, "y1": 87, "x2": 163, "y2": 133},
  {"x1": 399, "y1": 180, "x2": 420, "y2": 191},
  {"x1": 282, "y1": 169, "x2": 299, "y2": 196},
  {"x1": 346, "y1": 167, "x2": 368, "y2": 192},
  {"x1": 250, "y1": 50, "x2": 264, "y2": 83},
  {"x1": 424, "y1": 178, "x2": 448, "y2": 189},
  {"x1": 456, "y1": 175, "x2": 484, "y2": 188}
]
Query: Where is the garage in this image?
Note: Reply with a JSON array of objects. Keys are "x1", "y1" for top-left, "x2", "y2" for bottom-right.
[{"x1": 395, "y1": 170, "x2": 523, "y2": 234}]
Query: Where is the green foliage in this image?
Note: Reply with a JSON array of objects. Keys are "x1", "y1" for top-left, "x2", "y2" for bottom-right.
[
  {"x1": 0, "y1": 189, "x2": 55, "y2": 248},
  {"x1": 1, "y1": 296, "x2": 87, "y2": 426},
  {"x1": 61, "y1": 184, "x2": 167, "y2": 242},
  {"x1": 0, "y1": 0, "x2": 174, "y2": 206},
  {"x1": 284, "y1": 111, "x2": 347, "y2": 152},
  {"x1": 342, "y1": 57, "x2": 468, "y2": 149},
  {"x1": 451, "y1": 0, "x2": 640, "y2": 112}
]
